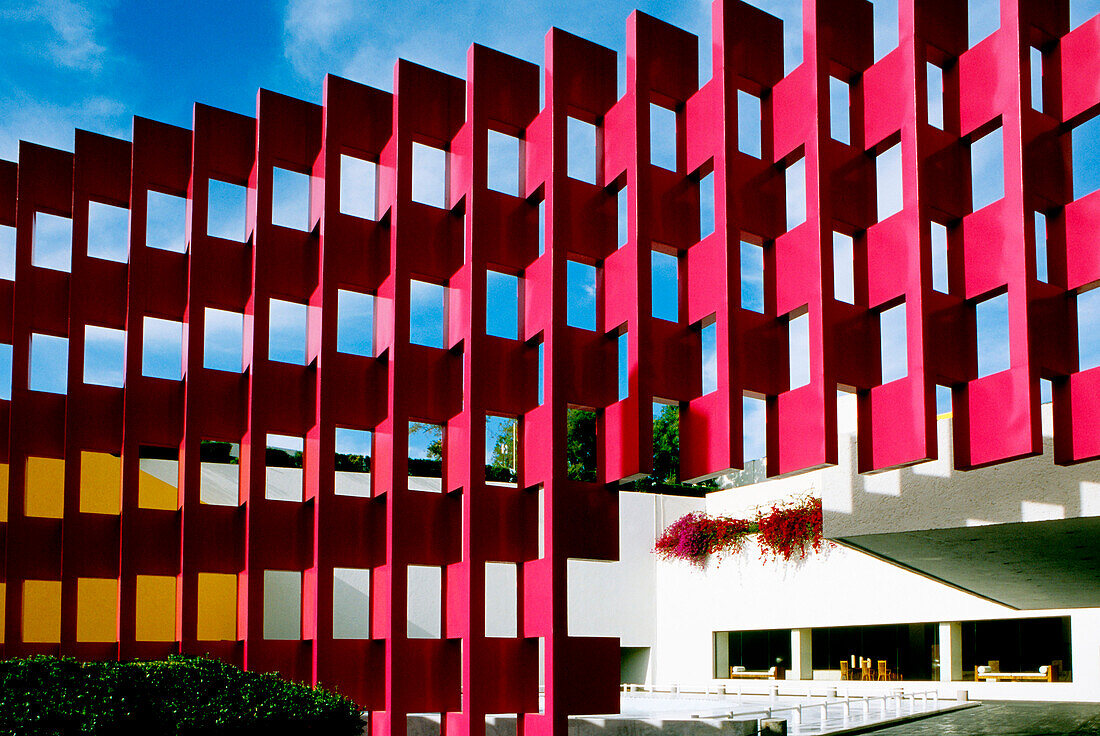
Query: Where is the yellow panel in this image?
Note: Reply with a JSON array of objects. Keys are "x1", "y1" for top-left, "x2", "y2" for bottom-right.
[
  {"x1": 135, "y1": 575, "x2": 177, "y2": 642},
  {"x1": 25, "y1": 456, "x2": 64, "y2": 519},
  {"x1": 138, "y1": 463, "x2": 178, "y2": 511},
  {"x1": 77, "y1": 577, "x2": 118, "y2": 642},
  {"x1": 23, "y1": 580, "x2": 61, "y2": 643},
  {"x1": 0, "y1": 464, "x2": 8, "y2": 523},
  {"x1": 79, "y1": 451, "x2": 121, "y2": 515},
  {"x1": 197, "y1": 573, "x2": 237, "y2": 641}
]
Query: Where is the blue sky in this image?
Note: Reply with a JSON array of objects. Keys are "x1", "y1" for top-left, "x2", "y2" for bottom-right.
[{"x1": 2, "y1": 0, "x2": 1100, "y2": 456}]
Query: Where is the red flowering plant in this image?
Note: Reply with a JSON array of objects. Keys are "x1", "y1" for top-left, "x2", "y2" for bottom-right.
[
  {"x1": 754, "y1": 495, "x2": 824, "y2": 562},
  {"x1": 654, "y1": 495, "x2": 823, "y2": 567},
  {"x1": 654, "y1": 512, "x2": 753, "y2": 568}
]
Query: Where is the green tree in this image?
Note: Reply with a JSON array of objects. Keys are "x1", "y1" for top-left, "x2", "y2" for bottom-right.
[
  {"x1": 566, "y1": 409, "x2": 597, "y2": 482},
  {"x1": 650, "y1": 404, "x2": 680, "y2": 484},
  {"x1": 410, "y1": 422, "x2": 443, "y2": 460}
]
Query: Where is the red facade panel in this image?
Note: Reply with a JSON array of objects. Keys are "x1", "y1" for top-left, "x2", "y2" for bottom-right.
[{"x1": 1, "y1": 1, "x2": 1098, "y2": 734}]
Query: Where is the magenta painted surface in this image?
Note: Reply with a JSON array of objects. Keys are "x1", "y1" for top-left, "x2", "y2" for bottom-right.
[{"x1": 0, "y1": 1, "x2": 1098, "y2": 734}]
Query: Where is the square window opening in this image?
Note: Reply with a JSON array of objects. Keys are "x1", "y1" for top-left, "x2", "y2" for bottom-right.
[
  {"x1": 876, "y1": 142, "x2": 903, "y2": 221},
  {"x1": 407, "y1": 565, "x2": 442, "y2": 639},
  {"x1": 743, "y1": 394, "x2": 767, "y2": 462},
  {"x1": 146, "y1": 190, "x2": 187, "y2": 253},
  {"x1": 1072, "y1": 114, "x2": 1100, "y2": 200},
  {"x1": 142, "y1": 316, "x2": 183, "y2": 380},
  {"x1": 196, "y1": 572, "x2": 237, "y2": 641},
  {"x1": 1034, "y1": 212, "x2": 1048, "y2": 283},
  {"x1": 23, "y1": 580, "x2": 61, "y2": 643},
  {"x1": 976, "y1": 292, "x2": 1011, "y2": 378},
  {"x1": 333, "y1": 567, "x2": 371, "y2": 639},
  {"x1": 87, "y1": 201, "x2": 129, "y2": 263},
  {"x1": 266, "y1": 433, "x2": 304, "y2": 502},
  {"x1": 936, "y1": 384, "x2": 953, "y2": 415},
  {"x1": 263, "y1": 570, "x2": 302, "y2": 640},
  {"x1": 537, "y1": 339, "x2": 545, "y2": 406},
  {"x1": 927, "y1": 62, "x2": 944, "y2": 130},
  {"x1": 335, "y1": 427, "x2": 372, "y2": 497},
  {"x1": 566, "y1": 261, "x2": 597, "y2": 331},
  {"x1": 785, "y1": 158, "x2": 806, "y2": 231},
  {"x1": 699, "y1": 172, "x2": 715, "y2": 240},
  {"x1": 207, "y1": 178, "x2": 247, "y2": 242},
  {"x1": 337, "y1": 289, "x2": 374, "y2": 357},
  {"x1": 701, "y1": 319, "x2": 717, "y2": 395},
  {"x1": 33, "y1": 212, "x2": 72, "y2": 272},
  {"x1": 650, "y1": 103, "x2": 677, "y2": 171},
  {"x1": 833, "y1": 232, "x2": 855, "y2": 304},
  {"x1": 486, "y1": 271, "x2": 519, "y2": 340},
  {"x1": 788, "y1": 309, "x2": 810, "y2": 390},
  {"x1": 567, "y1": 117, "x2": 598, "y2": 184},
  {"x1": 880, "y1": 302, "x2": 908, "y2": 383},
  {"x1": 0, "y1": 224, "x2": 15, "y2": 280},
  {"x1": 484, "y1": 562, "x2": 518, "y2": 638},
  {"x1": 199, "y1": 439, "x2": 240, "y2": 506},
  {"x1": 135, "y1": 574, "x2": 177, "y2": 642},
  {"x1": 271, "y1": 167, "x2": 311, "y2": 231},
  {"x1": 617, "y1": 185, "x2": 629, "y2": 248},
  {"x1": 29, "y1": 333, "x2": 68, "y2": 394},
  {"x1": 617, "y1": 329, "x2": 629, "y2": 401},
  {"x1": 829, "y1": 77, "x2": 850, "y2": 145},
  {"x1": 565, "y1": 407, "x2": 597, "y2": 482},
  {"x1": 651, "y1": 249, "x2": 679, "y2": 322},
  {"x1": 76, "y1": 577, "x2": 118, "y2": 642},
  {"x1": 411, "y1": 142, "x2": 447, "y2": 208},
  {"x1": 340, "y1": 154, "x2": 378, "y2": 220},
  {"x1": 138, "y1": 444, "x2": 179, "y2": 511},
  {"x1": 408, "y1": 421, "x2": 443, "y2": 491},
  {"x1": 25, "y1": 456, "x2": 64, "y2": 518},
  {"x1": 1078, "y1": 286, "x2": 1100, "y2": 372},
  {"x1": 737, "y1": 91, "x2": 762, "y2": 158},
  {"x1": 968, "y1": 0, "x2": 1000, "y2": 48},
  {"x1": 410, "y1": 279, "x2": 446, "y2": 348},
  {"x1": 537, "y1": 199, "x2": 546, "y2": 256},
  {"x1": 931, "y1": 222, "x2": 949, "y2": 293},
  {"x1": 487, "y1": 130, "x2": 521, "y2": 196},
  {"x1": 652, "y1": 402, "x2": 679, "y2": 485},
  {"x1": 83, "y1": 325, "x2": 125, "y2": 388},
  {"x1": 971, "y1": 126, "x2": 1005, "y2": 211},
  {"x1": 1030, "y1": 47, "x2": 1044, "y2": 113},
  {"x1": 268, "y1": 298, "x2": 308, "y2": 365},
  {"x1": 203, "y1": 307, "x2": 245, "y2": 372},
  {"x1": 740, "y1": 240, "x2": 765, "y2": 313},
  {"x1": 486, "y1": 415, "x2": 517, "y2": 484},
  {"x1": 0, "y1": 342, "x2": 12, "y2": 400},
  {"x1": 78, "y1": 450, "x2": 121, "y2": 515}
]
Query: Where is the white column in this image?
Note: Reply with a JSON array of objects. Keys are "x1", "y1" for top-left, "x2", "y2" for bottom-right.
[
  {"x1": 792, "y1": 628, "x2": 813, "y2": 680},
  {"x1": 714, "y1": 631, "x2": 730, "y2": 678},
  {"x1": 939, "y1": 622, "x2": 962, "y2": 681}
]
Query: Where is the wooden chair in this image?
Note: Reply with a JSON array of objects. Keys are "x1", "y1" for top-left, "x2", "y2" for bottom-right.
[
  {"x1": 877, "y1": 660, "x2": 890, "y2": 681},
  {"x1": 839, "y1": 661, "x2": 849, "y2": 681},
  {"x1": 861, "y1": 659, "x2": 874, "y2": 681}
]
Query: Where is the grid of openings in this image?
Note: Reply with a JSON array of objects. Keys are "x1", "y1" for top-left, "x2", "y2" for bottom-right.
[{"x1": 0, "y1": 1, "x2": 1096, "y2": 728}]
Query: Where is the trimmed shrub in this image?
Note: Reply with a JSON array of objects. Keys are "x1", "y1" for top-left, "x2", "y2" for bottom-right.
[{"x1": 0, "y1": 655, "x2": 364, "y2": 735}]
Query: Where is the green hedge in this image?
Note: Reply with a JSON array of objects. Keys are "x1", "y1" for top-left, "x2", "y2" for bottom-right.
[{"x1": 0, "y1": 655, "x2": 364, "y2": 735}]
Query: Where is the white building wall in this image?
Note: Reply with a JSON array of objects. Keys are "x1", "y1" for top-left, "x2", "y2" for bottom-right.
[{"x1": 564, "y1": 395, "x2": 1100, "y2": 701}]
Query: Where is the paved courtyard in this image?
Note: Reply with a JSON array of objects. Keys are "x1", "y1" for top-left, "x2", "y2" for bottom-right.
[{"x1": 866, "y1": 701, "x2": 1100, "y2": 736}]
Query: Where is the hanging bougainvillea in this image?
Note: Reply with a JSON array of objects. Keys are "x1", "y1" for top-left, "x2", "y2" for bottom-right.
[{"x1": 654, "y1": 495, "x2": 823, "y2": 567}]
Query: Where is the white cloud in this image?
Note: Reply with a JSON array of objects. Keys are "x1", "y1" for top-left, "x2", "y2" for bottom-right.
[
  {"x1": 283, "y1": 0, "x2": 360, "y2": 79},
  {"x1": 1, "y1": 0, "x2": 108, "y2": 72},
  {"x1": 0, "y1": 94, "x2": 128, "y2": 161}
]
